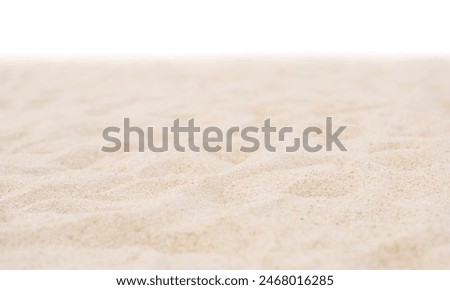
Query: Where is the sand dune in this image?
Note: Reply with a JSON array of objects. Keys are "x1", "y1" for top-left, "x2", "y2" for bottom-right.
[{"x1": 0, "y1": 58, "x2": 449, "y2": 269}]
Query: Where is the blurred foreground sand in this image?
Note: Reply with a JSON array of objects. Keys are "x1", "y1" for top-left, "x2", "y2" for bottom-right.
[{"x1": 0, "y1": 58, "x2": 449, "y2": 269}]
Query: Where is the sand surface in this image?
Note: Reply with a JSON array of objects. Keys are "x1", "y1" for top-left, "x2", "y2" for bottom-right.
[{"x1": 0, "y1": 58, "x2": 449, "y2": 269}]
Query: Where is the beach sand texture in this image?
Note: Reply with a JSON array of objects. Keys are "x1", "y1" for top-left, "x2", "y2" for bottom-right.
[{"x1": 0, "y1": 59, "x2": 449, "y2": 269}]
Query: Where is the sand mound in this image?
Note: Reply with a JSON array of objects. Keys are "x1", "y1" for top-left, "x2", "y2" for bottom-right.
[{"x1": 0, "y1": 59, "x2": 449, "y2": 269}]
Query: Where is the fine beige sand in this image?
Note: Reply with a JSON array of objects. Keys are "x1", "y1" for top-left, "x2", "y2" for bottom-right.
[{"x1": 0, "y1": 58, "x2": 449, "y2": 269}]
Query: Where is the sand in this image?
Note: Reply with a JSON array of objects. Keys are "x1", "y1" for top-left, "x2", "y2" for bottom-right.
[{"x1": 0, "y1": 58, "x2": 449, "y2": 269}]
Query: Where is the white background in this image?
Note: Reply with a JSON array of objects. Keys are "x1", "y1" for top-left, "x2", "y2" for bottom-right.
[{"x1": 0, "y1": 0, "x2": 449, "y2": 57}]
